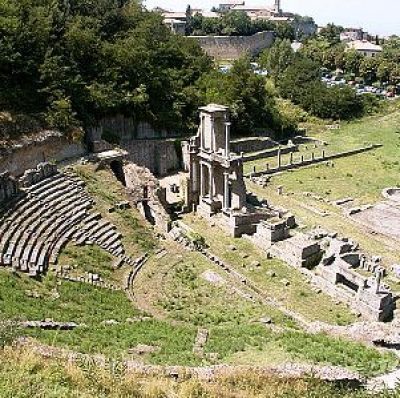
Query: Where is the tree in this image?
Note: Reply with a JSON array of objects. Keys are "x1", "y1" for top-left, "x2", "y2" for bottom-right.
[
  {"x1": 359, "y1": 56, "x2": 379, "y2": 84},
  {"x1": 0, "y1": 0, "x2": 213, "y2": 136},
  {"x1": 199, "y1": 57, "x2": 279, "y2": 135},
  {"x1": 344, "y1": 49, "x2": 363, "y2": 76},
  {"x1": 278, "y1": 56, "x2": 321, "y2": 102},
  {"x1": 259, "y1": 38, "x2": 294, "y2": 80},
  {"x1": 185, "y1": 4, "x2": 192, "y2": 36},
  {"x1": 221, "y1": 11, "x2": 252, "y2": 36},
  {"x1": 319, "y1": 23, "x2": 343, "y2": 45}
]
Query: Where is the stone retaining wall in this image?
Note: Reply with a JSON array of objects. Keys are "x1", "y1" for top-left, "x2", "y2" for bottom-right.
[
  {"x1": 88, "y1": 116, "x2": 177, "y2": 141},
  {"x1": 192, "y1": 31, "x2": 275, "y2": 60},
  {"x1": 230, "y1": 137, "x2": 277, "y2": 154},
  {"x1": 122, "y1": 140, "x2": 181, "y2": 176},
  {"x1": 243, "y1": 145, "x2": 298, "y2": 162},
  {"x1": 0, "y1": 131, "x2": 86, "y2": 176}
]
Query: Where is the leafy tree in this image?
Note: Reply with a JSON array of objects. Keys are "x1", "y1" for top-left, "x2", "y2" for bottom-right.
[
  {"x1": 278, "y1": 56, "x2": 321, "y2": 102},
  {"x1": 319, "y1": 23, "x2": 343, "y2": 45},
  {"x1": 199, "y1": 57, "x2": 279, "y2": 135},
  {"x1": 359, "y1": 56, "x2": 379, "y2": 84},
  {"x1": 0, "y1": 0, "x2": 213, "y2": 136},
  {"x1": 344, "y1": 49, "x2": 363, "y2": 76},
  {"x1": 259, "y1": 38, "x2": 295, "y2": 80},
  {"x1": 221, "y1": 11, "x2": 252, "y2": 36}
]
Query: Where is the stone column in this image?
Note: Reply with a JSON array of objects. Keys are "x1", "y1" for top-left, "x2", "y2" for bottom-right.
[
  {"x1": 200, "y1": 163, "x2": 205, "y2": 198},
  {"x1": 277, "y1": 148, "x2": 282, "y2": 169},
  {"x1": 209, "y1": 165, "x2": 214, "y2": 199},
  {"x1": 223, "y1": 171, "x2": 230, "y2": 211},
  {"x1": 375, "y1": 268, "x2": 383, "y2": 294},
  {"x1": 225, "y1": 122, "x2": 231, "y2": 158},
  {"x1": 200, "y1": 116, "x2": 205, "y2": 151},
  {"x1": 192, "y1": 158, "x2": 198, "y2": 193},
  {"x1": 210, "y1": 116, "x2": 215, "y2": 152}
]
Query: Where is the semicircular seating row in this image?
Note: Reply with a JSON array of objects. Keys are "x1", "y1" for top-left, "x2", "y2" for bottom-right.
[{"x1": 0, "y1": 171, "x2": 125, "y2": 276}]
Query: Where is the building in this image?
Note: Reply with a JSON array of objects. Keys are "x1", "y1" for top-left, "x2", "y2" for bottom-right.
[
  {"x1": 164, "y1": 18, "x2": 186, "y2": 35},
  {"x1": 340, "y1": 28, "x2": 365, "y2": 42},
  {"x1": 347, "y1": 40, "x2": 382, "y2": 57},
  {"x1": 218, "y1": 0, "x2": 245, "y2": 12}
]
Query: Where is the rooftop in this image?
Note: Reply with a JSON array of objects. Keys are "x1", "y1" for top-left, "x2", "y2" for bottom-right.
[
  {"x1": 199, "y1": 104, "x2": 229, "y2": 113},
  {"x1": 347, "y1": 40, "x2": 382, "y2": 52}
]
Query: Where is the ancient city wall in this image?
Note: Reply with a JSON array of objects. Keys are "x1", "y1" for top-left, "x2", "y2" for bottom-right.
[
  {"x1": 192, "y1": 31, "x2": 275, "y2": 60},
  {"x1": 0, "y1": 131, "x2": 86, "y2": 176}
]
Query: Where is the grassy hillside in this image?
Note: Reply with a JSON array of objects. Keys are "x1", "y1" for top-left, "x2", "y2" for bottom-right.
[{"x1": 2, "y1": 347, "x2": 397, "y2": 398}]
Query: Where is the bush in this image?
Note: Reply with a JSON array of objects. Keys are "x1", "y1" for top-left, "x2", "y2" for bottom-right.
[{"x1": 0, "y1": 318, "x2": 20, "y2": 348}]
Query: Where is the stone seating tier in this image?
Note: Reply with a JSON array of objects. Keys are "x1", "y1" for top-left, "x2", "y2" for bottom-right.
[{"x1": 0, "y1": 171, "x2": 125, "y2": 275}]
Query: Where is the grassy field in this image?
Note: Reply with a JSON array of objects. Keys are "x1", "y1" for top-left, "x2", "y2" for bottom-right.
[
  {"x1": 134, "y1": 240, "x2": 293, "y2": 328},
  {"x1": 244, "y1": 103, "x2": 400, "y2": 205}
]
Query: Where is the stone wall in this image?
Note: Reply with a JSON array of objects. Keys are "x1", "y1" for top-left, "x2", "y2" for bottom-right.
[
  {"x1": 123, "y1": 163, "x2": 171, "y2": 233},
  {"x1": 19, "y1": 162, "x2": 58, "y2": 188},
  {"x1": 230, "y1": 137, "x2": 277, "y2": 154},
  {"x1": 0, "y1": 131, "x2": 86, "y2": 176},
  {"x1": 192, "y1": 31, "x2": 275, "y2": 60},
  {"x1": 122, "y1": 140, "x2": 181, "y2": 177},
  {"x1": 88, "y1": 116, "x2": 177, "y2": 141}
]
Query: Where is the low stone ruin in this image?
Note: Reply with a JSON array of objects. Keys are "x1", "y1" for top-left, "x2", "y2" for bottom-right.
[
  {"x1": 0, "y1": 171, "x2": 19, "y2": 203},
  {"x1": 0, "y1": 165, "x2": 126, "y2": 276},
  {"x1": 19, "y1": 162, "x2": 57, "y2": 188},
  {"x1": 123, "y1": 162, "x2": 171, "y2": 232},
  {"x1": 313, "y1": 237, "x2": 395, "y2": 322}
]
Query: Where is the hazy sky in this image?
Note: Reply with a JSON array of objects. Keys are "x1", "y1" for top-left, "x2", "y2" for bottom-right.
[{"x1": 143, "y1": 0, "x2": 400, "y2": 36}]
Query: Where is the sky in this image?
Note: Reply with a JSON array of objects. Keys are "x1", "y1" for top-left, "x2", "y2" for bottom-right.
[{"x1": 143, "y1": 0, "x2": 400, "y2": 37}]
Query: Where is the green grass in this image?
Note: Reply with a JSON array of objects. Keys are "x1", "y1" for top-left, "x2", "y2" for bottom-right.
[
  {"x1": 245, "y1": 104, "x2": 400, "y2": 205},
  {"x1": 205, "y1": 326, "x2": 398, "y2": 377},
  {"x1": 58, "y1": 244, "x2": 117, "y2": 282},
  {"x1": 0, "y1": 271, "x2": 141, "y2": 324},
  {"x1": 140, "y1": 242, "x2": 293, "y2": 328},
  {"x1": 182, "y1": 214, "x2": 356, "y2": 326},
  {"x1": 33, "y1": 321, "x2": 200, "y2": 364},
  {"x1": 278, "y1": 331, "x2": 397, "y2": 377}
]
